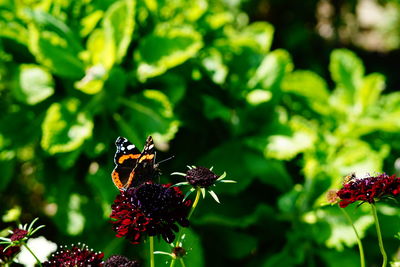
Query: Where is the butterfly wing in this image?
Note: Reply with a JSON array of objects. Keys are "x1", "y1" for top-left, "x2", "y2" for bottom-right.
[
  {"x1": 111, "y1": 136, "x2": 141, "y2": 190},
  {"x1": 130, "y1": 136, "x2": 159, "y2": 187}
]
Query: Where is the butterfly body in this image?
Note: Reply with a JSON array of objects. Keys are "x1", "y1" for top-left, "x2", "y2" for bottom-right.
[{"x1": 112, "y1": 136, "x2": 158, "y2": 190}]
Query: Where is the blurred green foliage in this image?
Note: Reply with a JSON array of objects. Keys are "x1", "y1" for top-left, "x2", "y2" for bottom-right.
[{"x1": 1, "y1": 0, "x2": 400, "y2": 266}]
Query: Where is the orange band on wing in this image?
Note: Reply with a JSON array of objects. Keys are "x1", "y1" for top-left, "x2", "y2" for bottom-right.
[
  {"x1": 118, "y1": 154, "x2": 141, "y2": 164},
  {"x1": 138, "y1": 154, "x2": 154, "y2": 163},
  {"x1": 112, "y1": 170, "x2": 135, "y2": 190},
  {"x1": 112, "y1": 170, "x2": 123, "y2": 189}
]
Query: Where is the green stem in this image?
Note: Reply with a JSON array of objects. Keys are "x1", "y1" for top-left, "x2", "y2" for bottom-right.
[
  {"x1": 340, "y1": 208, "x2": 365, "y2": 267},
  {"x1": 149, "y1": 236, "x2": 155, "y2": 267},
  {"x1": 188, "y1": 188, "x2": 202, "y2": 220},
  {"x1": 170, "y1": 188, "x2": 202, "y2": 267},
  {"x1": 149, "y1": 236, "x2": 154, "y2": 267},
  {"x1": 371, "y1": 204, "x2": 387, "y2": 267},
  {"x1": 179, "y1": 258, "x2": 186, "y2": 267},
  {"x1": 23, "y1": 243, "x2": 42, "y2": 267}
]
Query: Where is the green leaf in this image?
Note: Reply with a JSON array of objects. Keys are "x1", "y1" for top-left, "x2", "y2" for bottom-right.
[
  {"x1": 86, "y1": 164, "x2": 117, "y2": 211},
  {"x1": 117, "y1": 89, "x2": 179, "y2": 145},
  {"x1": 265, "y1": 116, "x2": 318, "y2": 160},
  {"x1": 80, "y1": 10, "x2": 103, "y2": 37},
  {"x1": 102, "y1": 0, "x2": 135, "y2": 64},
  {"x1": 0, "y1": 150, "x2": 16, "y2": 192},
  {"x1": 201, "y1": 48, "x2": 228, "y2": 84},
  {"x1": 202, "y1": 95, "x2": 231, "y2": 121},
  {"x1": 351, "y1": 92, "x2": 400, "y2": 134},
  {"x1": 27, "y1": 25, "x2": 84, "y2": 79},
  {"x1": 236, "y1": 21, "x2": 274, "y2": 54},
  {"x1": 319, "y1": 249, "x2": 360, "y2": 267},
  {"x1": 41, "y1": 98, "x2": 94, "y2": 154},
  {"x1": 322, "y1": 206, "x2": 373, "y2": 250},
  {"x1": 13, "y1": 64, "x2": 54, "y2": 105},
  {"x1": 329, "y1": 49, "x2": 364, "y2": 107},
  {"x1": 74, "y1": 65, "x2": 107, "y2": 94},
  {"x1": 282, "y1": 70, "x2": 330, "y2": 114},
  {"x1": 199, "y1": 140, "x2": 292, "y2": 193},
  {"x1": 196, "y1": 204, "x2": 275, "y2": 228},
  {"x1": 135, "y1": 24, "x2": 203, "y2": 81},
  {"x1": 354, "y1": 73, "x2": 385, "y2": 114},
  {"x1": 223, "y1": 230, "x2": 257, "y2": 259},
  {"x1": 86, "y1": 29, "x2": 114, "y2": 70},
  {"x1": 0, "y1": 11, "x2": 28, "y2": 45},
  {"x1": 25, "y1": 11, "x2": 85, "y2": 78},
  {"x1": 248, "y1": 49, "x2": 293, "y2": 90}
]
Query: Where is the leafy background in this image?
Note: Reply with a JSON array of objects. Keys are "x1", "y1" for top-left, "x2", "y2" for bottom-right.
[{"x1": 1, "y1": 0, "x2": 400, "y2": 266}]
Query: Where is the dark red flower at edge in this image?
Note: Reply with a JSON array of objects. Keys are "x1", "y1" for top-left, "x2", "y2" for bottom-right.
[
  {"x1": 0, "y1": 244, "x2": 20, "y2": 264},
  {"x1": 110, "y1": 182, "x2": 191, "y2": 244},
  {"x1": 42, "y1": 244, "x2": 104, "y2": 267},
  {"x1": 337, "y1": 173, "x2": 400, "y2": 208},
  {"x1": 104, "y1": 255, "x2": 140, "y2": 267}
]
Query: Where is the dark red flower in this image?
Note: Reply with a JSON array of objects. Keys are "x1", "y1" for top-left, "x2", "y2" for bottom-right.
[
  {"x1": 110, "y1": 182, "x2": 191, "y2": 244},
  {"x1": 42, "y1": 244, "x2": 104, "y2": 267},
  {"x1": 337, "y1": 173, "x2": 400, "y2": 208},
  {"x1": 10, "y1": 228, "x2": 28, "y2": 242},
  {"x1": 185, "y1": 166, "x2": 219, "y2": 188},
  {"x1": 104, "y1": 255, "x2": 140, "y2": 267},
  {"x1": 0, "y1": 244, "x2": 20, "y2": 264}
]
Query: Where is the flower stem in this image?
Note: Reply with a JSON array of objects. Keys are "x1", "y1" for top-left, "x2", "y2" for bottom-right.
[
  {"x1": 179, "y1": 258, "x2": 186, "y2": 267},
  {"x1": 371, "y1": 204, "x2": 387, "y2": 267},
  {"x1": 170, "y1": 188, "x2": 202, "y2": 267},
  {"x1": 23, "y1": 243, "x2": 42, "y2": 267},
  {"x1": 149, "y1": 236, "x2": 155, "y2": 267},
  {"x1": 340, "y1": 208, "x2": 365, "y2": 267},
  {"x1": 188, "y1": 187, "x2": 201, "y2": 220}
]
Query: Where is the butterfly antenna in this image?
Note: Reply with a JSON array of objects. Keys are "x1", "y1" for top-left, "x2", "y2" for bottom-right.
[{"x1": 157, "y1": 155, "x2": 175, "y2": 165}]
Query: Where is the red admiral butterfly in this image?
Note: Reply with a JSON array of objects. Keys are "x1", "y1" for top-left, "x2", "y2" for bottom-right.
[{"x1": 111, "y1": 136, "x2": 158, "y2": 190}]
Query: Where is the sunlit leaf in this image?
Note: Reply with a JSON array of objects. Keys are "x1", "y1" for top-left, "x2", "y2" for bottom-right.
[
  {"x1": 354, "y1": 73, "x2": 385, "y2": 114},
  {"x1": 26, "y1": 11, "x2": 84, "y2": 78},
  {"x1": 248, "y1": 49, "x2": 293, "y2": 90},
  {"x1": 103, "y1": 0, "x2": 135, "y2": 63},
  {"x1": 330, "y1": 49, "x2": 364, "y2": 90},
  {"x1": 282, "y1": 70, "x2": 330, "y2": 114},
  {"x1": 13, "y1": 64, "x2": 54, "y2": 105},
  {"x1": 41, "y1": 98, "x2": 93, "y2": 154},
  {"x1": 117, "y1": 89, "x2": 179, "y2": 145},
  {"x1": 265, "y1": 116, "x2": 318, "y2": 160},
  {"x1": 135, "y1": 24, "x2": 203, "y2": 81}
]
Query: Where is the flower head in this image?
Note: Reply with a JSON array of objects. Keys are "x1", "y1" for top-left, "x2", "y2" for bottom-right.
[
  {"x1": 0, "y1": 244, "x2": 20, "y2": 264},
  {"x1": 104, "y1": 255, "x2": 140, "y2": 267},
  {"x1": 42, "y1": 243, "x2": 104, "y2": 267},
  {"x1": 172, "y1": 166, "x2": 235, "y2": 203},
  {"x1": 110, "y1": 182, "x2": 191, "y2": 244},
  {"x1": 337, "y1": 173, "x2": 400, "y2": 208},
  {"x1": 0, "y1": 218, "x2": 45, "y2": 251},
  {"x1": 172, "y1": 246, "x2": 186, "y2": 258},
  {"x1": 10, "y1": 229, "x2": 28, "y2": 242},
  {"x1": 185, "y1": 166, "x2": 219, "y2": 187}
]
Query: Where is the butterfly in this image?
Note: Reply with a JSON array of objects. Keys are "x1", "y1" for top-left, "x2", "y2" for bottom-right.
[{"x1": 111, "y1": 136, "x2": 158, "y2": 190}]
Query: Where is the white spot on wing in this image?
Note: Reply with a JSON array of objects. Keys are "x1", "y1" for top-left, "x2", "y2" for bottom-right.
[
  {"x1": 148, "y1": 144, "x2": 154, "y2": 150},
  {"x1": 127, "y1": 144, "x2": 135, "y2": 150}
]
